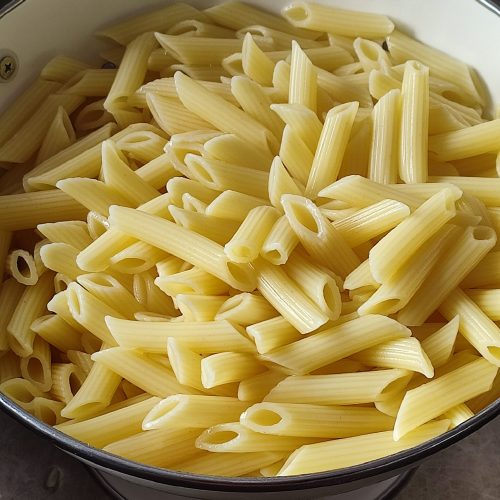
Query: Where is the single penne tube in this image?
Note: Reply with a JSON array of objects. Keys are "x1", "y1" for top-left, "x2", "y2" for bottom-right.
[
  {"x1": 230, "y1": 76, "x2": 284, "y2": 140},
  {"x1": 420, "y1": 317, "x2": 459, "y2": 369},
  {"x1": 20, "y1": 336, "x2": 52, "y2": 392},
  {"x1": 66, "y1": 350, "x2": 93, "y2": 376},
  {"x1": 205, "y1": 190, "x2": 269, "y2": 222},
  {"x1": 394, "y1": 358, "x2": 497, "y2": 440},
  {"x1": 40, "y1": 242, "x2": 85, "y2": 280},
  {"x1": 282, "y1": 2, "x2": 394, "y2": 38},
  {"x1": 100, "y1": 140, "x2": 160, "y2": 205},
  {"x1": 285, "y1": 251, "x2": 341, "y2": 320},
  {"x1": 215, "y1": 293, "x2": 276, "y2": 326},
  {"x1": 352, "y1": 337, "x2": 434, "y2": 378},
  {"x1": 51, "y1": 362, "x2": 86, "y2": 404},
  {"x1": 5, "y1": 249, "x2": 38, "y2": 286},
  {"x1": 59, "y1": 68, "x2": 117, "y2": 96},
  {"x1": 466, "y1": 289, "x2": 500, "y2": 321},
  {"x1": 282, "y1": 194, "x2": 360, "y2": 278},
  {"x1": 262, "y1": 314, "x2": 410, "y2": 374},
  {"x1": 30, "y1": 314, "x2": 82, "y2": 352},
  {"x1": 56, "y1": 178, "x2": 132, "y2": 216},
  {"x1": 66, "y1": 282, "x2": 123, "y2": 345},
  {"x1": 429, "y1": 176, "x2": 500, "y2": 207},
  {"x1": 103, "y1": 32, "x2": 158, "y2": 127},
  {"x1": 37, "y1": 221, "x2": 92, "y2": 251},
  {"x1": 91, "y1": 347, "x2": 199, "y2": 398},
  {"x1": 109, "y1": 240, "x2": 168, "y2": 274},
  {"x1": 270, "y1": 103, "x2": 322, "y2": 153},
  {"x1": 95, "y1": 3, "x2": 206, "y2": 45},
  {"x1": 388, "y1": 182, "x2": 463, "y2": 202},
  {"x1": 106, "y1": 317, "x2": 254, "y2": 354},
  {"x1": 135, "y1": 153, "x2": 178, "y2": 190},
  {"x1": 174, "y1": 71, "x2": 278, "y2": 154},
  {"x1": 40, "y1": 55, "x2": 91, "y2": 82},
  {"x1": 36, "y1": 106, "x2": 76, "y2": 164},
  {"x1": 175, "y1": 451, "x2": 284, "y2": 477},
  {"x1": 33, "y1": 397, "x2": 66, "y2": 426},
  {"x1": 108, "y1": 205, "x2": 256, "y2": 292},
  {"x1": 132, "y1": 269, "x2": 176, "y2": 317},
  {"x1": 204, "y1": 133, "x2": 273, "y2": 172},
  {"x1": 358, "y1": 225, "x2": 456, "y2": 315},
  {"x1": 0, "y1": 378, "x2": 46, "y2": 412},
  {"x1": 103, "y1": 427, "x2": 200, "y2": 469},
  {"x1": 46, "y1": 291, "x2": 87, "y2": 335},
  {"x1": 368, "y1": 188, "x2": 459, "y2": 283},
  {"x1": 305, "y1": 102, "x2": 359, "y2": 199},
  {"x1": 169, "y1": 207, "x2": 239, "y2": 246},
  {"x1": 398, "y1": 225, "x2": 496, "y2": 326},
  {"x1": 201, "y1": 352, "x2": 265, "y2": 389},
  {"x1": 241, "y1": 402, "x2": 394, "y2": 438},
  {"x1": 147, "y1": 93, "x2": 213, "y2": 136},
  {"x1": 260, "y1": 215, "x2": 299, "y2": 265},
  {"x1": 399, "y1": 60, "x2": 429, "y2": 184},
  {"x1": 318, "y1": 175, "x2": 421, "y2": 210},
  {"x1": 316, "y1": 67, "x2": 373, "y2": 107},
  {"x1": 166, "y1": 338, "x2": 205, "y2": 392},
  {"x1": 0, "y1": 94, "x2": 84, "y2": 164},
  {"x1": 278, "y1": 124, "x2": 314, "y2": 185},
  {"x1": 155, "y1": 267, "x2": 230, "y2": 297},
  {"x1": 289, "y1": 41, "x2": 317, "y2": 113},
  {"x1": 332, "y1": 199, "x2": 410, "y2": 248},
  {"x1": 353, "y1": 38, "x2": 391, "y2": 72},
  {"x1": 238, "y1": 370, "x2": 287, "y2": 403},
  {"x1": 368, "y1": 89, "x2": 400, "y2": 184},
  {"x1": 7, "y1": 272, "x2": 54, "y2": 357},
  {"x1": 0, "y1": 190, "x2": 87, "y2": 231},
  {"x1": 196, "y1": 422, "x2": 318, "y2": 452},
  {"x1": 175, "y1": 295, "x2": 227, "y2": 322},
  {"x1": 56, "y1": 396, "x2": 160, "y2": 447},
  {"x1": 74, "y1": 99, "x2": 114, "y2": 132},
  {"x1": 225, "y1": 206, "x2": 279, "y2": 264},
  {"x1": 185, "y1": 154, "x2": 269, "y2": 200},
  {"x1": 166, "y1": 177, "x2": 220, "y2": 207},
  {"x1": 241, "y1": 32, "x2": 275, "y2": 86},
  {"x1": 442, "y1": 403, "x2": 474, "y2": 429},
  {"x1": 247, "y1": 316, "x2": 302, "y2": 355},
  {"x1": 76, "y1": 273, "x2": 142, "y2": 319},
  {"x1": 439, "y1": 288, "x2": 500, "y2": 367},
  {"x1": 167, "y1": 18, "x2": 235, "y2": 38},
  {"x1": 386, "y1": 30, "x2": 482, "y2": 104},
  {"x1": 0, "y1": 279, "x2": 25, "y2": 355},
  {"x1": 238, "y1": 25, "x2": 324, "y2": 50},
  {"x1": 143, "y1": 394, "x2": 250, "y2": 430},
  {"x1": 23, "y1": 122, "x2": 117, "y2": 190},
  {"x1": 268, "y1": 156, "x2": 303, "y2": 211},
  {"x1": 61, "y1": 360, "x2": 122, "y2": 420},
  {"x1": 278, "y1": 420, "x2": 449, "y2": 476},
  {"x1": 252, "y1": 258, "x2": 328, "y2": 334}
]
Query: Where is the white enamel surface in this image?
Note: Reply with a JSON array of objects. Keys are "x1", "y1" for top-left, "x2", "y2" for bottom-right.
[{"x1": 0, "y1": 0, "x2": 499, "y2": 113}]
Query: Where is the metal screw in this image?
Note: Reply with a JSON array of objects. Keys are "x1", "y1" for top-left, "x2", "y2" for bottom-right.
[{"x1": 0, "y1": 55, "x2": 17, "y2": 80}]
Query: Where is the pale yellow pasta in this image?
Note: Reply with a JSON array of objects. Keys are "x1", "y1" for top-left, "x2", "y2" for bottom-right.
[
  {"x1": 166, "y1": 338, "x2": 205, "y2": 392},
  {"x1": 260, "y1": 215, "x2": 299, "y2": 265},
  {"x1": 466, "y1": 289, "x2": 500, "y2": 321},
  {"x1": 265, "y1": 368, "x2": 411, "y2": 406},
  {"x1": 0, "y1": 279, "x2": 25, "y2": 355},
  {"x1": 37, "y1": 221, "x2": 92, "y2": 251},
  {"x1": 36, "y1": 106, "x2": 76, "y2": 164},
  {"x1": 132, "y1": 269, "x2": 176, "y2": 316},
  {"x1": 143, "y1": 394, "x2": 249, "y2": 430},
  {"x1": 316, "y1": 67, "x2": 373, "y2": 107},
  {"x1": 369, "y1": 89, "x2": 400, "y2": 184},
  {"x1": 61, "y1": 361, "x2": 122, "y2": 420},
  {"x1": 439, "y1": 288, "x2": 500, "y2": 367},
  {"x1": 175, "y1": 295, "x2": 226, "y2": 322},
  {"x1": 278, "y1": 124, "x2": 314, "y2": 185},
  {"x1": 185, "y1": 154, "x2": 269, "y2": 200},
  {"x1": 368, "y1": 188, "x2": 458, "y2": 283},
  {"x1": 39, "y1": 242, "x2": 85, "y2": 280},
  {"x1": 20, "y1": 336, "x2": 52, "y2": 392},
  {"x1": 0, "y1": 94, "x2": 83, "y2": 164},
  {"x1": 205, "y1": 190, "x2": 268, "y2": 222},
  {"x1": 262, "y1": 314, "x2": 410, "y2": 374},
  {"x1": 196, "y1": 422, "x2": 317, "y2": 452},
  {"x1": 30, "y1": 314, "x2": 82, "y2": 353},
  {"x1": 5, "y1": 249, "x2": 38, "y2": 286},
  {"x1": 241, "y1": 32, "x2": 275, "y2": 86},
  {"x1": 0, "y1": 378, "x2": 46, "y2": 411},
  {"x1": 56, "y1": 396, "x2": 160, "y2": 447},
  {"x1": 281, "y1": 194, "x2": 360, "y2": 278},
  {"x1": 115, "y1": 130, "x2": 168, "y2": 164},
  {"x1": 278, "y1": 420, "x2": 449, "y2": 476},
  {"x1": 33, "y1": 397, "x2": 66, "y2": 425},
  {"x1": 289, "y1": 41, "x2": 317, "y2": 113},
  {"x1": 110, "y1": 240, "x2": 168, "y2": 274},
  {"x1": 238, "y1": 370, "x2": 288, "y2": 403},
  {"x1": 106, "y1": 317, "x2": 254, "y2": 354},
  {"x1": 166, "y1": 177, "x2": 219, "y2": 206},
  {"x1": 268, "y1": 156, "x2": 303, "y2": 211},
  {"x1": 51, "y1": 362, "x2": 86, "y2": 404},
  {"x1": 174, "y1": 71, "x2": 278, "y2": 153},
  {"x1": 282, "y1": 2, "x2": 394, "y2": 38},
  {"x1": 40, "y1": 55, "x2": 90, "y2": 83},
  {"x1": 398, "y1": 225, "x2": 496, "y2": 325},
  {"x1": 352, "y1": 338, "x2": 433, "y2": 378},
  {"x1": 7, "y1": 272, "x2": 54, "y2": 357},
  {"x1": 421, "y1": 316, "x2": 459, "y2": 368},
  {"x1": 214, "y1": 293, "x2": 275, "y2": 326},
  {"x1": 246, "y1": 316, "x2": 302, "y2": 355},
  {"x1": 155, "y1": 267, "x2": 229, "y2": 297},
  {"x1": 66, "y1": 350, "x2": 93, "y2": 376},
  {"x1": 60, "y1": 68, "x2": 117, "y2": 97},
  {"x1": 305, "y1": 102, "x2": 358, "y2": 199},
  {"x1": 135, "y1": 153, "x2": 178, "y2": 190},
  {"x1": 394, "y1": 358, "x2": 497, "y2": 439},
  {"x1": 241, "y1": 402, "x2": 394, "y2": 438}
]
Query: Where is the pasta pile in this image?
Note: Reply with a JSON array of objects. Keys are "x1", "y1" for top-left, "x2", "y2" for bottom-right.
[{"x1": 1, "y1": 0, "x2": 500, "y2": 478}]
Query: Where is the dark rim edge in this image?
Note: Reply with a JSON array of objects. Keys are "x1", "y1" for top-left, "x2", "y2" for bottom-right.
[{"x1": 1, "y1": 394, "x2": 498, "y2": 493}]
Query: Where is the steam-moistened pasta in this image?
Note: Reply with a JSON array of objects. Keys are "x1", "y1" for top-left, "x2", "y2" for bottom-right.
[{"x1": 0, "y1": 0, "x2": 499, "y2": 479}]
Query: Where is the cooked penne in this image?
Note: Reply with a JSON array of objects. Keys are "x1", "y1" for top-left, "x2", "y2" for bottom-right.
[
  {"x1": 155, "y1": 267, "x2": 230, "y2": 297},
  {"x1": 205, "y1": 190, "x2": 269, "y2": 222},
  {"x1": 0, "y1": 378, "x2": 46, "y2": 412},
  {"x1": 51, "y1": 362, "x2": 86, "y2": 404},
  {"x1": 421, "y1": 317, "x2": 459, "y2": 368},
  {"x1": 278, "y1": 124, "x2": 314, "y2": 185},
  {"x1": 20, "y1": 336, "x2": 52, "y2": 392},
  {"x1": 37, "y1": 221, "x2": 92, "y2": 251},
  {"x1": 260, "y1": 215, "x2": 299, "y2": 265},
  {"x1": 262, "y1": 315, "x2": 410, "y2": 374},
  {"x1": 246, "y1": 316, "x2": 302, "y2": 355},
  {"x1": 5, "y1": 249, "x2": 38, "y2": 286},
  {"x1": 215, "y1": 293, "x2": 276, "y2": 326},
  {"x1": 241, "y1": 32, "x2": 275, "y2": 86}
]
